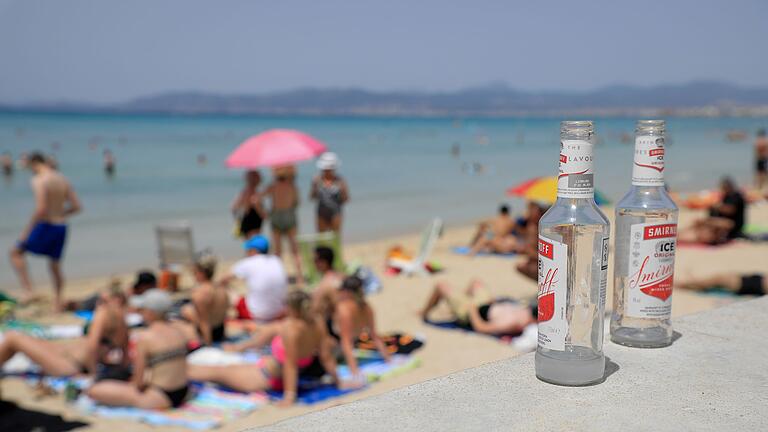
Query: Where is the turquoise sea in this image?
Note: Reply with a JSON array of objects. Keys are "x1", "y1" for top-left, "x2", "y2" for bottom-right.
[{"x1": 0, "y1": 112, "x2": 764, "y2": 288}]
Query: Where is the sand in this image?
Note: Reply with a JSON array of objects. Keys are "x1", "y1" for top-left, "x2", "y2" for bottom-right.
[{"x1": 1, "y1": 204, "x2": 767, "y2": 431}]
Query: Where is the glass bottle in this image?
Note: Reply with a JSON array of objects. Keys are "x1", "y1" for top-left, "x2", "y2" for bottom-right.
[
  {"x1": 611, "y1": 120, "x2": 678, "y2": 348},
  {"x1": 536, "y1": 120, "x2": 610, "y2": 386}
]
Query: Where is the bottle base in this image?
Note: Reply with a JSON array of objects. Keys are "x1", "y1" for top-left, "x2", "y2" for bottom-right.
[
  {"x1": 535, "y1": 348, "x2": 605, "y2": 386},
  {"x1": 611, "y1": 326, "x2": 672, "y2": 348}
]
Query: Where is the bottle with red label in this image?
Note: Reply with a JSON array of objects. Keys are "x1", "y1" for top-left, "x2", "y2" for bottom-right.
[
  {"x1": 536, "y1": 120, "x2": 610, "y2": 386},
  {"x1": 611, "y1": 120, "x2": 678, "y2": 348}
]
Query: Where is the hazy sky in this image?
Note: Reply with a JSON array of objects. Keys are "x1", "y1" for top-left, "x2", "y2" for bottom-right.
[{"x1": 1, "y1": 0, "x2": 767, "y2": 104}]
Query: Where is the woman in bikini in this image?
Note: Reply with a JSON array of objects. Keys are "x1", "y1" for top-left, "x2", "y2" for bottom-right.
[
  {"x1": 232, "y1": 170, "x2": 266, "y2": 239},
  {"x1": 181, "y1": 253, "x2": 229, "y2": 345},
  {"x1": 0, "y1": 284, "x2": 128, "y2": 378},
  {"x1": 188, "y1": 291, "x2": 342, "y2": 406},
  {"x1": 87, "y1": 289, "x2": 191, "y2": 409},
  {"x1": 310, "y1": 153, "x2": 349, "y2": 234},
  {"x1": 264, "y1": 166, "x2": 304, "y2": 284},
  {"x1": 331, "y1": 276, "x2": 390, "y2": 379}
]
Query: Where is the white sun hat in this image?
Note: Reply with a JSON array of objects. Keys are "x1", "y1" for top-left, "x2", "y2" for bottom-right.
[{"x1": 316, "y1": 152, "x2": 341, "y2": 170}]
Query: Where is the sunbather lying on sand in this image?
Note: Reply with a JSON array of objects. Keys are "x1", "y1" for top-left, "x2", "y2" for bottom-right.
[
  {"x1": 88, "y1": 289, "x2": 191, "y2": 409},
  {"x1": 421, "y1": 279, "x2": 537, "y2": 336},
  {"x1": 189, "y1": 291, "x2": 348, "y2": 406},
  {"x1": 0, "y1": 284, "x2": 129, "y2": 378},
  {"x1": 677, "y1": 272, "x2": 765, "y2": 296}
]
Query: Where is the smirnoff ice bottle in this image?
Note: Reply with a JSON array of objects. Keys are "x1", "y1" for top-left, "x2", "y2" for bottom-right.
[
  {"x1": 536, "y1": 121, "x2": 610, "y2": 386},
  {"x1": 610, "y1": 120, "x2": 678, "y2": 348}
]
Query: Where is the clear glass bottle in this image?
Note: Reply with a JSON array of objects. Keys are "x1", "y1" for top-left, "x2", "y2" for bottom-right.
[
  {"x1": 611, "y1": 120, "x2": 678, "y2": 348},
  {"x1": 536, "y1": 121, "x2": 610, "y2": 386}
]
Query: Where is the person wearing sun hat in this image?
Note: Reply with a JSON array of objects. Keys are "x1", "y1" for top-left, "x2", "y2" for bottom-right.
[
  {"x1": 219, "y1": 235, "x2": 288, "y2": 321},
  {"x1": 310, "y1": 152, "x2": 350, "y2": 233}
]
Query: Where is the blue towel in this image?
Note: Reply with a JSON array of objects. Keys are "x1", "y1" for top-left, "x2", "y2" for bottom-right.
[{"x1": 452, "y1": 246, "x2": 516, "y2": 257}]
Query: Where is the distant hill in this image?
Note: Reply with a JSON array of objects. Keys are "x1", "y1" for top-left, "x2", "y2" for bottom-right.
[{"x1": 5, "y1": 81, "x2": 768, "y2": 117}]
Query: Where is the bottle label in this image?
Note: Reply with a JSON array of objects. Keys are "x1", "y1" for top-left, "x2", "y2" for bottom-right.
[
  {"x1": 626, "y1": 222, "x2": 676, "y2": 318},
  {"x1": 600, "y1": 236, "x2": 609, "y2": 310},
  {"x1": 537, "y1": 236, "x2": 568, "y2": 351},
  {"x1": 632, "y1": 135, "x2": 665, "y2": 186},
  {"x1": 557, "y1": 140, "x2": 594, "y2": 198}
]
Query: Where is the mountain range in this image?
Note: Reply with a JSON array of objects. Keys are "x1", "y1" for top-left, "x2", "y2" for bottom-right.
[{"x1": 4, "y1": 81, "x2": 768, "y2": 117}]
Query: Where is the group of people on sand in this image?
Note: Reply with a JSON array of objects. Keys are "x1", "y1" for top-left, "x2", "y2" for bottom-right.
[
  {"x1": 1, "y1": 235, "x2": 390, "y2": 409},
  {"x1": 231, "y1": 152, "x2": 350, "y2": 285},
  {"x1": 467, "y1": 201, "x2": 549, "y2": 282}
]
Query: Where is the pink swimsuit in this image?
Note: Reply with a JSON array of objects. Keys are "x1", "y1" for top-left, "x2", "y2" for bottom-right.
[{"x1": 258, "y1": 335, "x2": 315, "y2": 391}]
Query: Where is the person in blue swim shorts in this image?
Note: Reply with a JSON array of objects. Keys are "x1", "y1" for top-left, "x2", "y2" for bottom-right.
[{"x1": 10, "y1": 152, "x2": 81, "y2": 310}]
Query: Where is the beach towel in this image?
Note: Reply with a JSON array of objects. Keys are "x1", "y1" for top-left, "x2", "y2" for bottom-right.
[
  {"x1": 0, "y1": 320, "x2": 83, "y2": 340},
  {"x1": 355, "y1": 332, "x2": 425, "y2": 355},
  {"x1": 451, "y1": 246, "x2": 517, "y2": 258},
  {"x1": 424, "y1": 319, "x2": 539, "y2": 352},
  {"x1": 76, "y1": 385, "x2": 267, "y2": 430},
  {"x1": 268, "y1": 354, "x2": 421, "y2": 404},
  {"x1": 744, "y1": 223, "x2": 768, "y2": 241}
]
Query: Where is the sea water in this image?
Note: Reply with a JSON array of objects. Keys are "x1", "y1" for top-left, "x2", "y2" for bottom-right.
[{"x1": 0, "y1": 113, "x2": 761, "y2": 288}]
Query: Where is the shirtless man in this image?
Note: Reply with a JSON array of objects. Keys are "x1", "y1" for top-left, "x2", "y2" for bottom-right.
[
  {"x1": 469, "y1": 204, "x2": 521, "y2": 256},
  {"x1": 1, "y1": 151, "x2": 13, "y2": 179},
  {"x1": 755, "y1": 128, "x2": 768, "y2": 190},
  {"x1": 10, "y1": 152, "x2": 81, "y2": 308},
  {"x1": 310, "y1": 246, "x2": 344, "y2": 322}
]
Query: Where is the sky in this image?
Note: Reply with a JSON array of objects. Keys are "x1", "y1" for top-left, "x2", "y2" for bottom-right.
[{"x1": 0, "y1": 0, "x2": 767, "y2": 104}]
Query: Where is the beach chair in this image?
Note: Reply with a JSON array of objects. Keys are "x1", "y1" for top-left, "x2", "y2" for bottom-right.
[
  {"x1": 298, "y1": 231, "x2": 345, "y2": 285},
  {"x1": 155, "y1": 222, "x2": 196, "y2": 269},
  {"x1": 388, "y1": 218, "x2": 443, "y2": 277}
]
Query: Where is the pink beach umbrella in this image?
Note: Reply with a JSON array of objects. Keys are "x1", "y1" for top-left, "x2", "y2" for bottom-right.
[{"x1": 225, "y1": 129, "x2": 328, "y2": 168}]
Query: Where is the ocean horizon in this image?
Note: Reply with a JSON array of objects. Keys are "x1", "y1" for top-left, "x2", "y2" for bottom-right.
[{"x1": 1, "y1": 112, "x2": 764, "y2": 289}]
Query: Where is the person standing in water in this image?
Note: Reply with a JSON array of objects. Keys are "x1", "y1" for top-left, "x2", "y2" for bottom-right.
[
  {"x1": 10, "y1": 152, "x2": 81, "y2": 309},
  {"x1": 232, "y1": 170, "x2": 266, "y2": 239},
  {"x1": 264, "y1": 166, "x2": 304, "y2": 284},
  {"x1": 310, "y1": 153, "x2": 349, "y2": 234},
  {"x1": 1, "y1": 151, "x2": 13, "y2": 179},
  {"x1": 103, "y1": 149, "x2": 116, "y2": 178},
  {"x1": 755, "y1": 128, "x2": 768, "y2": 190}
]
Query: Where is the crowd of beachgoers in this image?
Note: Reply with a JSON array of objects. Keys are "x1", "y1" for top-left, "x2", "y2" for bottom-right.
[{"x1": 0, "y1": 128, "x2": 766, "y2": 429}]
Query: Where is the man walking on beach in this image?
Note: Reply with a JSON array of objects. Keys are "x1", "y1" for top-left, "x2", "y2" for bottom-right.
[
  {"x1": 10, "y1": 152, "x2": 81, "y2": 309},
  {"x1": 755, "y1": 128, "x2": 768, "y2": 190}
]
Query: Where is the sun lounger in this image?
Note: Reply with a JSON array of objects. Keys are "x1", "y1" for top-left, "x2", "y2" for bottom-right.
[
  {"x1": 387, "y1": 218, "x2": 443, "y2": 276},
  {"x1": 156, "y1": 222, "x2": 196, "y2": 268}
]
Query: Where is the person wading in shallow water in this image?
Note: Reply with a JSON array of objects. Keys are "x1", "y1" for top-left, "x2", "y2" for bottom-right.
[{"x1": 10, "y1": 152, "x2": 81, "y2": 309}]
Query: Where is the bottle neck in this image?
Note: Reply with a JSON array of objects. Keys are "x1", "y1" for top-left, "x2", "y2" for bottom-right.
[
  {"x1": 632, "y1": 134, "x2": 665, "y2": 186},
  {"x1": 557, "y1": 139, "x2": 595, "y2": 199}
]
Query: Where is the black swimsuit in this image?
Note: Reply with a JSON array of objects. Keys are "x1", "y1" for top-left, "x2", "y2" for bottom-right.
[
  {"x1": 146, "y1": 346, "x2": 190, "y2": 408},
  {"x1": 160, "y1": 385, "x2": 190, "y2": 408},
  {"x1": 738, "y1": 274, "x2": 765, "y2": 296},
  {"x1": 240, "y1": 207, "x2": 263, "y2": 236}
]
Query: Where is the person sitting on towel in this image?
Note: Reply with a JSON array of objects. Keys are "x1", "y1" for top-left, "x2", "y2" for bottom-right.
[
  {"x1": 420, "y1": 279, "x2": 537, "y2": 336},
  {"x1": 0, "y1": 284, "x2": 129, "y2": 380},
  {"x1": 180, "y1": 253, "x2": 229, "y2": 345}
]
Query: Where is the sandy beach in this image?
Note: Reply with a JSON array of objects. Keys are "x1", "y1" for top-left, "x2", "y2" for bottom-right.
[{"x1": 1, "y1": 203, "x2": 766, "y2": 431}]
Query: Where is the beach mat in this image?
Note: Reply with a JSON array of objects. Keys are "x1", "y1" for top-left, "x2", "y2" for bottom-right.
[
  {"x1": 267, "y1": 354, "x2": 420, "y2": 405},
  {"x1": 0, "y1": 320, "x2": 83, "y2": 340},
  {"x1": 76, "y1": 385, "x2": 267, "y2": 430},
  {"x1": 355, "y1": 332, "x2": 425, "y2": 355},
  {"x1": 424, "y1": 319, "x2": 538, "y2": 352},
  {"x1": 452, "y1": 246, "x2": 516, "y2": 258}
]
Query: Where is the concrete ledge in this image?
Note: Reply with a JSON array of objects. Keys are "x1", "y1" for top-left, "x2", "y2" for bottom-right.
[{"x1": 253, "y1": 297, "x2": 768, "y2": 432}]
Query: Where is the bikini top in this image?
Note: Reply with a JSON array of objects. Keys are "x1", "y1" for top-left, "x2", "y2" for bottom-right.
[
  {"x1": 146, "y1": 346, "x2": 188, "y2": 368},
  {"x1": 270, "y1": 335, "x2": 314, "y2": 368}
]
